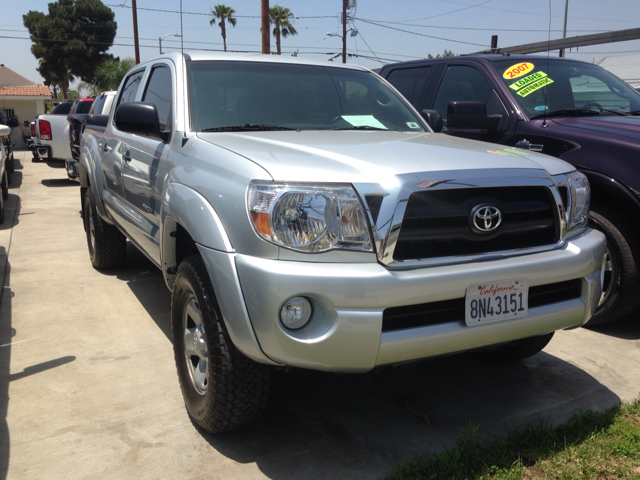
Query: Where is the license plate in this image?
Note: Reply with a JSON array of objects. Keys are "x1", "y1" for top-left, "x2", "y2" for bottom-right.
[{"x1": 465, "y1": 278, "x2": 529, "y2": 326}]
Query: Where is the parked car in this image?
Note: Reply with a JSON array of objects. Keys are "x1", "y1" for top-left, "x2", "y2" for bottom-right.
[
  {"x1": 0, "y1": 122, "x2": 10, "y2": 223},
  {"x1": 77, "y1": 52, "x2": 605, "y2": 433},
  {"x1": 31, "y1": 98, "x2": 93, "y2": 167},
  {"x1": 0, "y1": 109, "x2": 15, "y2": 183},
  {"x1": 379, "y1": 54, "x2": 640, "y2": 326},
  {"x1": 66, "y1": 92, "x2": 116, "y2": 180}
]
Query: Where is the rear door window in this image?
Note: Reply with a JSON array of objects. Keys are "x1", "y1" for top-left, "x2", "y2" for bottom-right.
[
  {"x1": 118, "y1": 70, "x2": 145, "y2": 106},
  {"x1": 142, "y1": 66, "x2": 173, "y2": 132},
  {"x1": 385, "y1": 66, "x2": 431, "y2": 106}
]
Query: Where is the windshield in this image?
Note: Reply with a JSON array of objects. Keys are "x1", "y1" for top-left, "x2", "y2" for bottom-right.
[
  {"x1": 51, "y1": 102, "x2": 73, "y2": 115},
  {"x1": 489, "y1": 59, "x2": 640, "y2": 118},
  {"x1": 188, "y1": 61, "x2": 426, "y2": 132}
]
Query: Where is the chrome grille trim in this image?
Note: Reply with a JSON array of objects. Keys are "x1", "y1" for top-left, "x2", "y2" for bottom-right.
[{"x1": 353, "y1": 168, "x2": 570, "y2": 268}]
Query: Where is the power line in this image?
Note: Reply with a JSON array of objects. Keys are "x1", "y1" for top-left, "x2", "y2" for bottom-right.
[
  {"x1": 357, "y1": 18, "x2": 489, "y2": 47},
  {"x1": 103, "y1": 3, "x2": 334, "y2": 19},
  {"x1": 436, "y1": 0, "x2": 640, "y2": 23},
  {"x1": 1, "y1": 33, "x2": 424, "y2": 65},
  {"x1": 352, "y1": 19, "x2": 609, "y2": 33}
]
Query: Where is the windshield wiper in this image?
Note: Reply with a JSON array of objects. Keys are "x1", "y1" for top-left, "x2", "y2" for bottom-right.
[
  {"x1": 599, "y1": 108, "x2": 631, "y2": 116},
  {"x1": 201, "y1": 124, "x2": 299, "y2": 132},
  {"x1": 530, "y1": 108, "x2": 601, "y2": 120},
  {"x1": 628, "y1": 110, "x2": 640, "y2": 116},
  {"x1": 333, "y1": 125, "x2": 388, "y2": 131}
]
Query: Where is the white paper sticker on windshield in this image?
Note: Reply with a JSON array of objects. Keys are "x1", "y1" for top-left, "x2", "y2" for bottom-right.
[
  {"x1": 341, "y1": 115, "x2": 387, "y2": 129},
  {"x1": 406, "y1": 122, "x2": 420, "y2": 129}
]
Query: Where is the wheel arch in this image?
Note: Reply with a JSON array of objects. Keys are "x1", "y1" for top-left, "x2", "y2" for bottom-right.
[
  {"x1": 582, "y1": 169, "x2": 640, "y2": 222},
  {"x1": 160, "y1": 182, "x2": 233, "y2": 290}
]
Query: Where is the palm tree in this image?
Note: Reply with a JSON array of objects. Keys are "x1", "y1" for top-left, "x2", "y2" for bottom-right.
[
  {"x1": 210, "y1": 4, "x2": 237, "y2": 52},
  {"x1": 269, "y1": 5, "x2": 297, "y2": 55}
]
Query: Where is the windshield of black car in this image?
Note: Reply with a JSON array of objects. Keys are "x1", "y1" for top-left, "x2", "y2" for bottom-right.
[
  {"x1": 489, "y1": 59, "x2": 640, "y2": 118},
  {"x1": 188, "y1": 61, "x2": 426, "y2": 132}
]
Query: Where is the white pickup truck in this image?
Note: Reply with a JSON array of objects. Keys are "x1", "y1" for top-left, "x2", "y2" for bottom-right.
[
  {"x1": 31, "y1": 98, "x2": 93, "y2": 166},
  {"x1": 77, "y1": 52, "x2": 606, "y2": 433}
]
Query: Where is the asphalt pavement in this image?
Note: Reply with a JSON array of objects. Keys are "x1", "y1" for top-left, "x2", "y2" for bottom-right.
[{"x1": 0, "y1": 150, "x2": 639, "y2": 479}]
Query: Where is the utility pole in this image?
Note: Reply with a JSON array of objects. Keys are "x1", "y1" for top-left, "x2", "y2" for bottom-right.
[
  {"x1": 261, "y1": 0, "x2": 270, "y2": 54},
  {"x1": 560, "y1": 0, "x2": 569, "y2": 57},
  {"x1": 342, "y1": 0, "x2": 347, "y2": 63},
  {"x1": 132, "y1": 0, "x2": 141, "y2": 64}
]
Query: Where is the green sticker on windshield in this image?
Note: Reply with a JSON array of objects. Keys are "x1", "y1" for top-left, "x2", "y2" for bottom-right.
[
  {"x1": 509, "y1": 71, "x2": 548, "y2": 91},
  {"x1": 515, "y1": 76, "x2": 554, "y2": 97}
]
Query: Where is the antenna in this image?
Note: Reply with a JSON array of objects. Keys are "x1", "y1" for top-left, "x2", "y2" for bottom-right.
[
  {"x1": 542, "y1": 0, "x2": 552, "y2": 128},
  {"x1": 180, "y1": 0, "x2": 188, "y2": 145}
]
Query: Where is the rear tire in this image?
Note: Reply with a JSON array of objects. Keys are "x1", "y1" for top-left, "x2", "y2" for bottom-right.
[
  {"x1": 475, "y1": 332, "x2": 554, "y2": 362},
  {"x1": 1, "y1": 170, "x2": 7, "y2": 200},
  {"x1": 6, "y1": 153, "x2": 12, "y2": 184},
  {"x1": 83, "y1": 189, "x2": 126, "y2": 269},
  {"x1": 586, "y1": 209, "x2": 640, "y2": 326},
  {"x1": 0, "y1": 175, "x2": 5, "y2": 224},
  {"x1": 172, "y1": 255, "x2": 271, "y2": 433}
]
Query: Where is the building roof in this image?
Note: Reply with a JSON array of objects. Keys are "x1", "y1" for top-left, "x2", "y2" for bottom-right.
[
  {"x1": 0, "y1": 85, "x2": 52, "y2": 97},
  {"x1": 0, "y1": 65, "x2": 38, "y2": 87},
  {"x1": 593, "y1": 54, "x2": 640, "y2": 90}
]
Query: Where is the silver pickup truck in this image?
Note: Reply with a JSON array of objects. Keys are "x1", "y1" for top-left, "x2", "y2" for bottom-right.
[{"x1": 78, "y1": 52, "x2": 606, "y2": 433}]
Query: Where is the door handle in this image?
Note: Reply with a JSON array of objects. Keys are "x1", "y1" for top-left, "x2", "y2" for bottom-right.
[{"x1": 122, "y1": 149, "x2": 132, "y2": 162}]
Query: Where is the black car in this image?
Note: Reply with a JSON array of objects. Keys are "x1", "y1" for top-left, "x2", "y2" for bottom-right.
[
  {"x1": 379, "y1": 54, "x2": 640, "y2": 325},
  {"x1": 0, "y1": 108, "x2": 15, "y2": 184}
]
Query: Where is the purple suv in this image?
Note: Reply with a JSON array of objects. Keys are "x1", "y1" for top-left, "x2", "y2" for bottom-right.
[{"x1": 379, "y1": 54, "x2": 640, "y2": 326}]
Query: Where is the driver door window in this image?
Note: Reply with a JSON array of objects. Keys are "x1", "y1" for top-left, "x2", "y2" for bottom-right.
[{"x1": 433, "y1": 65, "x2": 508, "y2": 130}]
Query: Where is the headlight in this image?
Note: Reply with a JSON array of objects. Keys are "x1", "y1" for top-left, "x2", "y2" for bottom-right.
[
  {"x1": 247, "y1": 184, "x2": 373, "y2": 253},
  {"x1": 565, "y1": 170, "x2": 590, "y2": 235}
]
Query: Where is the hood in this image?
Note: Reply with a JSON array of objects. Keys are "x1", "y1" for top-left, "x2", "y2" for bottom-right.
[
  {"x1": 196, "y1": 131, "x2": 573, "y2": 183},
  {"x1": 552, "y1": 115, "x2": 640, "y2": 141}
]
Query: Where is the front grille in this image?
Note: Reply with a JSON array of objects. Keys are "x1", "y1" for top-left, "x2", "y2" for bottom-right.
[
  {"x1": 381, "y1": 279, "x2": 582, "y2": 332},
  {"x1": 393, "y1": 186, "x2": 559, "y2": 261}
]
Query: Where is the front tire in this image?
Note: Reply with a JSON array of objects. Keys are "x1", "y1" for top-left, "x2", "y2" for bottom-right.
[
  {"x1": 172, "y1": 255, "x2": 270, "y2": 433},
  {"x1": 475, "y1": 332, "x2": 554, "y2": 362},
  {"x1": 587, "y1": 209, "x2": 640, "y2": 326},
  {"x1": 83, "y1": 189, "x2": 126, "y2": 269}
]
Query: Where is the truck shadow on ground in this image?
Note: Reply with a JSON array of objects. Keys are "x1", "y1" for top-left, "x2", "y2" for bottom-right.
[
  {"x1": 110, "y1": 244, "x2": 622, "y2": 479},
  {"x1": 585, "y1": 313, "x2": 640, "y2": 341},
  {"x1": 40, "y1": 179, "x2": 77, "y2": 188}
]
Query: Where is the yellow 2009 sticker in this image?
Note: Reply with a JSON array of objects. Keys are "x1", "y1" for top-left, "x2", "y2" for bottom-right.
[{"x1": 503, "y1": 62, "x2": 534, "y2": 80}]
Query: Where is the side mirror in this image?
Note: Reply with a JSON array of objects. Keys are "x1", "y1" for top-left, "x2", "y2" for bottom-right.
[
  {"x1": 446, "y1": 101, "x2": 501, "y2": 134},
  {"x1": 115, "y1": 102, "x2": 160, "y2": 137},
  {"x1": 0, "y1": 125, "x2": 9, "y2": 136},
  {"x1": 420, "y1": 109, "x2": 443, "y2": 133}
]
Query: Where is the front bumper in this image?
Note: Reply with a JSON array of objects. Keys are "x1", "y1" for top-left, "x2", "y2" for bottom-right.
[{"x1": 199, "y1": 228, "x2": 606, "y2": 373}]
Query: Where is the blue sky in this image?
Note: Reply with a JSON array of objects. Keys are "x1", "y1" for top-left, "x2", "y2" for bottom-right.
[{"x1": 2, "y1": 0, "x2": 640, "y2": 86}]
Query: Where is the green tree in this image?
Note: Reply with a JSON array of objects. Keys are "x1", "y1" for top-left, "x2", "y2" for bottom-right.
[
  {"x1": 23, "y1": 0, "x2": 117, "y2": 100},
  {"x1": 269, "y1": 5, "x2": 297, "y2": 55},
  {"x1": 55, "y1": 89, "x2": 80, "y2": 101},
  {"x1": 210, "y1": 4, "x2": 237, "y2": 52},
  {"x1": 428, "y1": 49, "x2": 456, "y2": 59},
  {"x1": 79, "y1": 57, "x2": 135, "y2": 95}
]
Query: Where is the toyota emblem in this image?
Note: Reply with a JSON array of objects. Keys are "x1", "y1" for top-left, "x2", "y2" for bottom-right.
[{"x1": 470, "y1": 204, "x2": 502, "y2": 234}]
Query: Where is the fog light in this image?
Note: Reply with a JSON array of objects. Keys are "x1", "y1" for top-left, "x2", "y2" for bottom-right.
[{"x1": 280, "y1": 296, "x2": 312, "y2": 330}]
